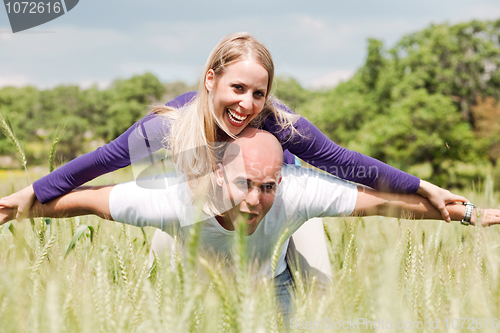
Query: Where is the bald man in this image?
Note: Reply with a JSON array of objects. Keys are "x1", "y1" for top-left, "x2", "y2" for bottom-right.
[{"x1": 3, "y1": 128, "x2": 500, "y2": 315}]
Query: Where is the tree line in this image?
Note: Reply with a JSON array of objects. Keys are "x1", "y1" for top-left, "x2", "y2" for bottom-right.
[
  {"x1": 275, "y1": 19, "x2": 500, "y2": 189},
  {"x1": 0, "y1": 19, "x2": 499, "y2": 189}
]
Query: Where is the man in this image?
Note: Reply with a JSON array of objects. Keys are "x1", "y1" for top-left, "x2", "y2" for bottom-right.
[{"x1": 2, "y1": 128, "x2": 499, "y2": 314}]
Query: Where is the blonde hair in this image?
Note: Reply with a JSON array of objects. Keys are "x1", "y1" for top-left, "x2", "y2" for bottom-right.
[{"x1": 152, "y1": 32, "x2": 300, "y2": 210}]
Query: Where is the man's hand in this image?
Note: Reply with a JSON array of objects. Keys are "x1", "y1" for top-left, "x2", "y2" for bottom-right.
[
  {"x1": 0, "y1": 185, "x2": 114, "y2": 223},
  {"x1": 0, "y1": 206, "x2": 16, "y2": 225},
  {"x1": 353, "y1": 186, "x2": 500, "y2": 227},
  {"x1": 0, "y1": 185, "x2": 36, "y2": 222},
  {"x1": 472, "y1": 208, "x2": 500, "y2": 226}
]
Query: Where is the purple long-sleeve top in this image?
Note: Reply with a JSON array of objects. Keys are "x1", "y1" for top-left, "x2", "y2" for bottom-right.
[{"x1": 32, "y1": 92, "x2": 420, "y2": 204}]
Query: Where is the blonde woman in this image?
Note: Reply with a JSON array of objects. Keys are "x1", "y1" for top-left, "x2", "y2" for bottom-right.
[{"x1": 0, "y1": 32, "x2": 467, "y2": 285}]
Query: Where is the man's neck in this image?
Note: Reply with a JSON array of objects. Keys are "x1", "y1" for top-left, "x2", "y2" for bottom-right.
[{"x1": 215, "y1": 215, "x2": 234, "y2": 231}]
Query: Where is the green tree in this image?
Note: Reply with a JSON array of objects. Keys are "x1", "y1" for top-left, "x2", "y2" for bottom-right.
[
  {"x1": 310, "y1": 19, "x2": 499, "y2": 187},
  {"x1": 103, "y1": 73, "x2": 165, "y2": 141},
  {"x1": 355, "y1": 89, "x2": 479, "y2": 183},
  {"x1": 472, "y1": 97, "x2": 500, "y2": 165},
  {"x1": 390, "y1": 20, "x2": 500, "y2": 123},
  {"x1": 273, "y1": 76, "x2": 312, "y2": 111}
]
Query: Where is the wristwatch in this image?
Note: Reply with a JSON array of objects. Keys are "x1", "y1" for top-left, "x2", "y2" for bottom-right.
[{"x1": 461, "y1": 202, "x2": 475, "y2": 226}]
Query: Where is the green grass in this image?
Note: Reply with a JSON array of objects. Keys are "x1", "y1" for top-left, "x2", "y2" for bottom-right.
[
  {"x1": 1, "y1": 118, "x2": 499, "y2": 332},
  {"x1": 1, "y1": 168, "x2": 500, "y2": 332},
  {"x1": 0, "y1": 204, "x2": 500, "y2": 332}
]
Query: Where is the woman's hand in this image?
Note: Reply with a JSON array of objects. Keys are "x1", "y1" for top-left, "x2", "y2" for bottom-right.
[
  {"x1": 0, "y1": 185, "x2": 36, "y2": 222},
  {"x1": 417, "y1": 180, "x2": 468, "y2": 222}
]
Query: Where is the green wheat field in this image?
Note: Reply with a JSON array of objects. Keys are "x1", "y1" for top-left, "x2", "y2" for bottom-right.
[
  {"x1": 0, "y1": 121, "x2": 500, "y2": 332},
  {"x1": 0, "y1": 181, "x2": 499, "y2": 332}
]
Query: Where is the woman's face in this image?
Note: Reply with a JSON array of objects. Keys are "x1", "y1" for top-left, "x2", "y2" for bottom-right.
[{"x1": 205, "y1": 59, "x2": 269, "y2": 135}]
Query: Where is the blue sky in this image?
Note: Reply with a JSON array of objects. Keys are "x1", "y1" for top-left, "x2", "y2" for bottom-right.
[{"x1": 1, "y1": 0, "x2": 499, "y2": 90}]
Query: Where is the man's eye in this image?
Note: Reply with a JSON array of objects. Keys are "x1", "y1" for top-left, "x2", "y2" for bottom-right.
[
  {"x1": 262, "y1": 184, "x2": 275, "y2": 193},
  {"x1": 235, "y1": 181, "x2": 248, "y2": 188}
]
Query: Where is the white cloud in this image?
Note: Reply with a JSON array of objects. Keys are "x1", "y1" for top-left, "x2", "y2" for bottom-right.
[
  {"x1": 0, "y1": 31, "x2": 14, "y2": 42},
  {"x1": 0, "y1": 75, "x2": 31, "y2": 88},
  {"x1": 450, "y1": 4, "x2": 500, "y2": 22},
  {"x1": 308, "y1": 70, "x2": 355, "y2": 90},
  {"x1": 78, "y1": 79, "x2": 111, "y2": 90}
]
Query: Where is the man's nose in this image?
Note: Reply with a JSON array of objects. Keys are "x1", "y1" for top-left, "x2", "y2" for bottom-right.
[{"x1": 244, "y1": 187, "x2": 260, "y2": 206}]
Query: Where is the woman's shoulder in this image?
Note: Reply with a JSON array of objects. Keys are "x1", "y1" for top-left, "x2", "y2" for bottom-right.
[{"x1": 165, "y1": 91, "x2": 197, "y2": 109}]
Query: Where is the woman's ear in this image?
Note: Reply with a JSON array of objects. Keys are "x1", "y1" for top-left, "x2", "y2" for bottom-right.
[
  {"x1": 205, "y1": 69, "x2": 215, "y2": 92},
  {"x1": 215, "y1": 163, "x2": 224, "y2": 187}
]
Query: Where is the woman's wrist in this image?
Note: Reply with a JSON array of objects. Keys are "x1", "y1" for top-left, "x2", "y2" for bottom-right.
[
  {"x1": 416, "y1": 179, "x2": 430, "y2": 197},
  {"x1": 417, "y1": 179, "x2": 436, "y2": 197}
]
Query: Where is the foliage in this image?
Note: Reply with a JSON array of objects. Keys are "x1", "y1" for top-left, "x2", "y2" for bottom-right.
[
  {"x1": 298, "y1": 19, "x2": 500, "y2": 188},
  {"x1": 274, "y1": 76, "x2": 315, "y2": 111},
  {"x1": 472, "y1": 97, "x2": 500, "y2": 165},
  {"x1": 355, "y1": 89, "x2": 479, "y2": 184},
  {"x1": 0, "y1": 73, "x2": 169, "y2": 165}
]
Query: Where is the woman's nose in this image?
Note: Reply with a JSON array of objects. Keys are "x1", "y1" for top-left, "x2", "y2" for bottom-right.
[{"x1": 239, "y1": 93, "x2": 253, "y2": 111}]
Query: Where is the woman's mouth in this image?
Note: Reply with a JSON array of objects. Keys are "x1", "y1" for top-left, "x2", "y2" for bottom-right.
[{"x1": 227, "y1": 109, "x2": 249, "y2": 127}]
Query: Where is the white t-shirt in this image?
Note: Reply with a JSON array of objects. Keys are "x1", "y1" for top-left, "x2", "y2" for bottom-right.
[{"x1": 109, "y1": 165, "x2": 357, "y2": 279}]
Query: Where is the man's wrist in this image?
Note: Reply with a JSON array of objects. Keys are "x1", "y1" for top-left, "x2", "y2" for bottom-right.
[
  {"x1": 446, "y1": 203, "x2": 468, "y2": 223},
  {"x1": 460, "y1": 202, "x2": 476, "y2": 226}
]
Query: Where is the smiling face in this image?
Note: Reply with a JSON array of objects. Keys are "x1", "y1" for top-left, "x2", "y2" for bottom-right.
[
  {"x1": 205, "y1": 59, "x2": 269, "y2": 136},
  {"x1": 215, "y1": 129, "x2": 283, "y2": 235}
]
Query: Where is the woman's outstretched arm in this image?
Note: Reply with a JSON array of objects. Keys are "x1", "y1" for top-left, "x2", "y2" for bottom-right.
[{"x1": 264, "y1": 106, "x2": 468, "y2": 222}]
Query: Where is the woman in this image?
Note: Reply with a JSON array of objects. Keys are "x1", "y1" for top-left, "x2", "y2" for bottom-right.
[{"x1": 0, "y1": 32, "x2": 466, "y2": 285}]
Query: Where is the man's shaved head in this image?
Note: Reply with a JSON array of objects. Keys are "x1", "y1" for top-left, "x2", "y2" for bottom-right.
[
  {"x1": 217, "y1": 128, "x2": 284, "y2": 235},
  {"x1": 223, "y1": 128, "x2": 283, "y2": 168}
]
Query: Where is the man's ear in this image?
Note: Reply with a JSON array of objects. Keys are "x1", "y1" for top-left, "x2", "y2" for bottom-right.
[
  {"x1": 205, "y1": 69, "x2": 215, "y2": 92},
  {"x1": 215, "y1": 163, "x2": 224, "y2": 187},
  {"x1": 277, "y1": 173, "x2": 282, "y2": 186}
]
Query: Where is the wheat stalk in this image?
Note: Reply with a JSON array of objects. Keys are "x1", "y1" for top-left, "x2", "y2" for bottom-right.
[
  {"x1": 0, "y1": 113, "x2": 27, "y2": 178},
  {"x1": 30, "y1": 233, "x2": 56, "y2": 274},
  {"x1": 270, "y1": 228, "x2": 289, "y2": 277},
  {"x1": 48, "y1": 126, "x2": 65, "y2": 173}
]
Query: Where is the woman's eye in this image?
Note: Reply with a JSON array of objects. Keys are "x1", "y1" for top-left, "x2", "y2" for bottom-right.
[
  {"x1": 232, "y1": 84, "x2": 243, "y2": 91},
  {"x1": 254, "y1": 91, "x2": 265, "y2": 98}
]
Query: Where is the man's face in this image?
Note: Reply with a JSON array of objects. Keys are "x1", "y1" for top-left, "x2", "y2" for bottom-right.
[{"x1": 216, "y1": 143, "x2": 282, "y2": 235}]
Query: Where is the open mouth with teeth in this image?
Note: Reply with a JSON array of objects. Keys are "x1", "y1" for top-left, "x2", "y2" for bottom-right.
[{"x1": 227, "y1": 108, "x2": 249, "y2": 127}]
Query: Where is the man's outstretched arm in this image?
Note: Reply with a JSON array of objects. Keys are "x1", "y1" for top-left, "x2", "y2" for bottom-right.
[
  {"x1": 0, "y1": 186, "x2": 114, "y2": 224},
  {"x1": 352, "y1": 186, "x2": 500, "y2": 226}
]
